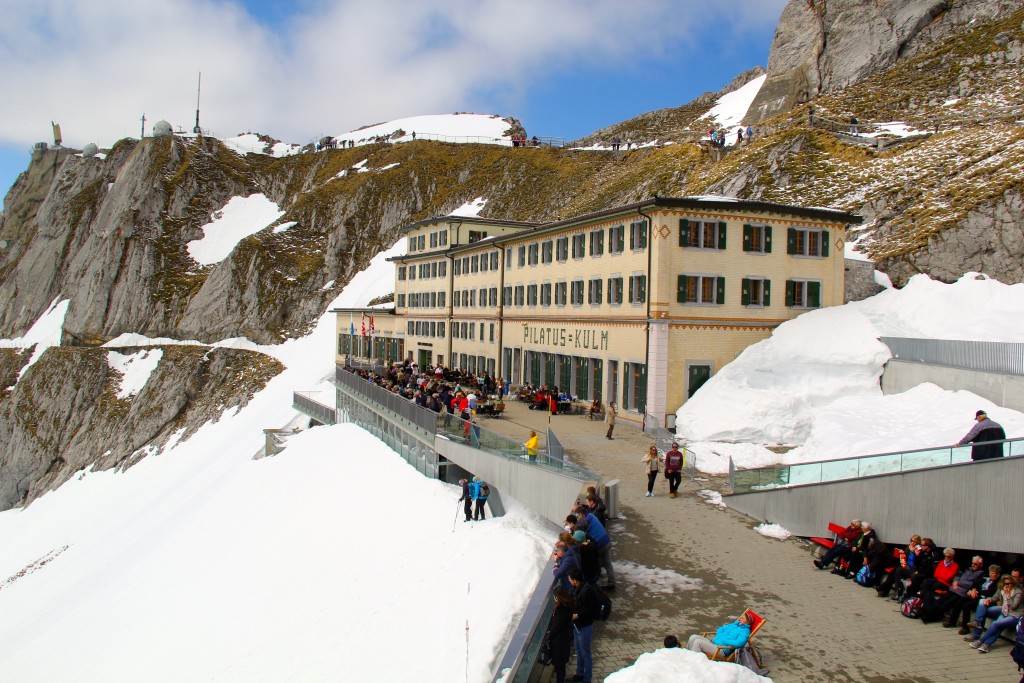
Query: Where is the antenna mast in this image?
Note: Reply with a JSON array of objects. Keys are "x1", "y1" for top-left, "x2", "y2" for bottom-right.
[
  {"x1": 193, "y1": 72, "x2": 202, "y2": 134},
  {"x1": 140, "y1": 113, "x2": 146, "y2": 138}
]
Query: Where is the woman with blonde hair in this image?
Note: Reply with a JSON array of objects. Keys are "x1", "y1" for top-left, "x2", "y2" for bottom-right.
[
  {"x1": 642, "y1": 445, "x2": 660, "y2": 497},
  {"x1": 968, "y1": 575, "x2": 1023, "y2": 652}
]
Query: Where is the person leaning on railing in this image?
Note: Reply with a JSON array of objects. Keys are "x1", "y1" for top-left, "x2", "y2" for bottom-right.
[{"x1": 956, "y1": 410, "x2": 1006, "y2": 461}]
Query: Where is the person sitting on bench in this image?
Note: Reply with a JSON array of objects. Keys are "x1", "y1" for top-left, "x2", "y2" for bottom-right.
[{"x1": 813, "y1": 519, "x2": 861, "y2": 571}]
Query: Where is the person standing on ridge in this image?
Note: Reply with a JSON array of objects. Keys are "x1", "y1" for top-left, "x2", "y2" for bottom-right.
[
  {"x1": 664, "y1": 442, "x2": 684, "y2": 498},
  {"x1": 956, "y1": 410, "x2": 1006, "y2": 460}
]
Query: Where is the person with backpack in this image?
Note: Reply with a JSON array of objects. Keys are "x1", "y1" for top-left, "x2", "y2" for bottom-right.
[
  {"x1": 574, "y1": 507, "x2": 615, "y2": 591},
  {"x1": 664, "y1": 443, "x2": 684, "y2": 498},
  {"x1": 470, "y1": 476, "x2": 489, "y2": 520},
  {"x1": 568, "y1": 568, "x2": 599, "y2": 683}
]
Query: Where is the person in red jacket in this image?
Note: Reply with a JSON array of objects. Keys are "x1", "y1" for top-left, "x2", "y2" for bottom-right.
[
  {"x1": 664, "y1": 443, "x2": 684, "y2": 498},
  {"x1": 919, "y1": 548, "x2": 960, "y2": 601}
]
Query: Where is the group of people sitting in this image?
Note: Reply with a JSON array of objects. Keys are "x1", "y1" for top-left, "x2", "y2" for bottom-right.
[
  {"x1": 544, "y1": 489, "x2": 614, "y2": 683},
  {"x1": 346, "y1": 362, "x2": 505, "y2": 415},
  {"x1": 813, "y1": 519, "x2": 1023, "y2": 653},
  {"x1": 518, "y1": 384, "x2": 573, "y2": 414}
]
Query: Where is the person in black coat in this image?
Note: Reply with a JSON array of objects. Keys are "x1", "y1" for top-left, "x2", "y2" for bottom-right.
[
  {"x1": 956, "y1": 410, "x2": 1006, "y2": 460},
  {"x1": 546, "y1": 585, "x2": 575, "y2": 683},
  {"x1": 906, "y1": 538, "x2": 943, "y2": 597},
  {"x1": 569, "y1": 569, "x2": 599, "y2": 683}
]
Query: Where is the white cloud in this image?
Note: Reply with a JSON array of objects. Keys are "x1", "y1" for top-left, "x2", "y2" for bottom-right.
[{"x1": 0, "y1": 0, "x2": 786, "y2": 150}]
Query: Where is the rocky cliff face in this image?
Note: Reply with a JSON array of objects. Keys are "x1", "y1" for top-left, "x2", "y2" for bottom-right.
[
  {"x1": 746, "y1": 0, "x2": 1022, "y2": 123},
  {"x1": 0, "y1": 345, "x2": 281, "y2": 510}
]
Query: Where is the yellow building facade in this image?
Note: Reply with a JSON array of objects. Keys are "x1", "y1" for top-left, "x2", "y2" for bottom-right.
[{"x1": 334, "y1": 197, "x2": 860, "y2": 428}]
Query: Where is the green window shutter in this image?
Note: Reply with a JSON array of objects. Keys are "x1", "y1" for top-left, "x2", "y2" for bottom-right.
[
  {"x1": 820, "y1": 230, "x2": 830, "y2": 257},
  {"x1": 763, "y1": 279, "x2": 771, "y2": 306},
  {"x1": 607, "y1": 278, "x2": 613, "y2": 304},
  {"x1": 718, "y1": 221, "x2": 727, "y2": 250},
  {"x1": 616, "y1": 278, "x2": 623, "y2": 304},
  {"x1": 640, "y1": 276, "x2": 647, "y2": 302},
  {"x1": 785, "y1": 280, "x2": 796, "y2": 306},
  {"x1": 617, "y1": 227, "x2": 624, "y2": 253},
  {"x1": 640, "y1": 221, "x2": 648, "y2": 249},
  {"x1": 629, "y1": 223, "x2": 635, "y2": 250},
  {"x1": 787, "y1": 228, "x2": 797, "y2": 254},
  {"x1": 742, "y1": 224, "x2": 752, "y2": 252},
  {"x1": 679, "y1": 218, "x2": 689, "y2": 247},
  {"x1": 808, "y1": 281, "x2": 822, "y2": 307},
  {"x1": 716, "y1": 276, "x2": 725, "y2": 305},
  {"x1": 677, "y1": 275, "x2": 686, "y2": 303},
  {"x1": 629, "y1": 276, "x2": 634, "y2": 302},
  {"x1": 740, "y1": 278, "x2": 750, "y2": 305},
  {"x1": 765, "y1": 226, "x2": 773, "y2": 253}
]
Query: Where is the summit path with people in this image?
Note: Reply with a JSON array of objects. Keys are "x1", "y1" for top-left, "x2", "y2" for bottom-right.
[{"x1": 484, "y1": 399, "x2": 1017, "y2": 682}]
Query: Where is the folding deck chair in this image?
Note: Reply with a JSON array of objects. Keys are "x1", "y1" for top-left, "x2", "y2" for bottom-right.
[{"x1": 705, "y1": 609, "x2": 766, "y2": 663}]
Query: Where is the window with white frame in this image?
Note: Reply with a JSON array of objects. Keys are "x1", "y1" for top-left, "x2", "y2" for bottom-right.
[
  {"x1": 556, "y1": 236, "x2": 569, "y2": 261},
  {"x1": 607, "y1": 276, "x2": 623, "y2": 305},
  {"x1": 590, "y1": 229, "x2": 604, "y2": 256},
  {"x1": 629, "y1": 219, "x2": 647, "y2": 250},
  {"x1": 742, "y1": 224, "x2": 772, "y2": 253},
  {"x1": 677, "y1": 274, "x2": 724, "y2": 304},
  {"x1": 786, "y1": 279, "x2": 822, "y2": 308},
  {"x1": 609, "y1": 224, "x2": 625, "y2": 254},
  {"x1": 588, "y1": 278, "x2": 603, "y2": 305},
  {"x1": 541, "y1": 240, "x2": 553, "y2": 263},
  {"x1": 740, "y1": 278, "x2": 770, "y2": 306},
  {"x1": 570, "y1": 279, "x2": 585, "y2": 305},
  {"x1": 679, "y1": 218, "x2": 726, "y2": 250},
  {"x1": 572, "y1": 233, "x2": 586, "y2": 259},
  {"x1": 555, "y1": 281, "x2": 567, "y2": 306},
  {"x1": 628, "y1": 274, "x2": 647, "y2": 304},
  {"x1": 787, "y1": 227, "x2": 829, "y2": 257}
]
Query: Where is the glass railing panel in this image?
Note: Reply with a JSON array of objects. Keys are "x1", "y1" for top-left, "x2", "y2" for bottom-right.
[
  {"x1": 815, "y1": 458, "x2": 856, "y2": 481},
  {"x1": 855, "y1": 453, "x2": 902, "y2": 477},
  {"x1": 950, "y1": 445, "x2": 974, "y2": 464},
  {"x1": 788, "y1": 462, "x2": 824, "y2": 486},
  {"x1": 1009, "y1": 441, "x2": 1024, "y2": 457},
  {"x1": 902, "y1": 447, "x2": 951, "y2": 470}
]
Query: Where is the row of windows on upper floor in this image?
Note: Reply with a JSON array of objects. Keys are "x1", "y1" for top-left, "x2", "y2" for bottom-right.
[
  {"x1": 397, "y1": 224, "x2": 831, "y2": 281},
  {"x1": 396, "y1": 275, "x2": 823, "y2": 310},
  {"x1": 407, "y1": 228, "x2": 494, "y2": 253},
  {"x1": 401, "y1": 319, "x2": 497, "y2": 343}
]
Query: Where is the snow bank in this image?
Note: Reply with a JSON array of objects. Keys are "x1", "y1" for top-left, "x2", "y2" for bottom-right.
[
  {"x1": 187, "y1": 194, "x2": 285, "y2": 266},
  {"x1": 335, "y1": 113, "x2": 512, "y2": 146},
  {"x1": 221, "y1": 134, "x2": 301, "y2": 157},
  {"x1": 451, "y1": 196, "x2": 488, "y2": 217},
  {"x1": 705, "y1": 74, "x2": 766, "y2": 142},
  {"x1": 677, "y1": 274, "x2": 1024, "y2": 458},
  {"x1": 606, "y1": 647, "x2": 772, "y2": 682},
  {"x1": 753, "y1": 523, "x2": 792, "y2": 540},
  {"x1": 0, "y1": 297, "x2": 70, "y2": 381},
  {"x1": 330, "y1": 238, "x2": 406, "y2": 309},
  {"x1": 107, "y1": 349, "x2": 163, "y2": 398}
]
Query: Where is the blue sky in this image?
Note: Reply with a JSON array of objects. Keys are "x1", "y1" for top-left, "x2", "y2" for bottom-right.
[{"x1": 0, "y1": 0, "x2": 785, "y2": 208}]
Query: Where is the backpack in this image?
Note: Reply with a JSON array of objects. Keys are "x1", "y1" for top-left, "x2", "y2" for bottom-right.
[
  {"x1": 480, "y1": 482, "x2": 490, "y2": 498},
  {"x1": 594, "y1": 586, "x2": 612, "y2": 621},
  {"x1": 900, "y1": 596, "x2": 922, "y2": 618},
  {"x1": 854, "y1": 565, "x2": 875, "y2": 586}
]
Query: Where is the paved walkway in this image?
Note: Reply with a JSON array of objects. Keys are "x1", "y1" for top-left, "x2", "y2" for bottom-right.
[{"x1": 481, "y1": 400, "x2": 1017, "y2": 682}]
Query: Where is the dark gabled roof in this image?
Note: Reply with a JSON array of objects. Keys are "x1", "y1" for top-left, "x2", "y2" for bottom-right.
[
  {"x1": 388, "y1": 196, "x2": 862, "y2": 261},
  {"x1": 397, "y1": 214, "x2": 538, "y2": 235}
]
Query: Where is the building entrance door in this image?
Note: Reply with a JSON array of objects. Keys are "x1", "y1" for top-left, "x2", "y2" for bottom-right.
[{"x1": 687, "y1": 364, "x2": 711, "y2": 398}]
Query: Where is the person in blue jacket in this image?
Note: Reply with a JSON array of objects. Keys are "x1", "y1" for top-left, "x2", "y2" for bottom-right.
[
  {"x1": 685, "y1": 613, "x2": 752, "y2": 657},
  {"x1": 569, "y1": 507, "x2": 616, "y2": 590},
  {"x1": 470, "y1": 476, "x2": 488, "y2": 520}
]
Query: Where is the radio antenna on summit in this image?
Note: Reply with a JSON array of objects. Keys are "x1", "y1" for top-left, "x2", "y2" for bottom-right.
[{"x1": 193, "y1": 71, "x2": 202, "y2": 135}]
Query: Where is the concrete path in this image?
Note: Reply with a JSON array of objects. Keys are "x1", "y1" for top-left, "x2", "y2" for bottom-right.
[{"x1": 481, "y1": 400, "x2": 1017, "y2": 682}]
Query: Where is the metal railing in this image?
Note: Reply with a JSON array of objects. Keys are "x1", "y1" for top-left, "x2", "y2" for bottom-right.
[
  {"x1": 730, "y1": 436, "x2": 1024, "y2": 494},
  {"x1": 292, "y1": 392, "x2": 338, "y2": 425},
  {"x1": 492, "y1": 565, "x2": 556, "y2": 683},
  {"x1": 882, "y1": 337, "x2": 1024, "y2": 376},
  {"x1": 334, "y1": 366, "x2": 440, "y2": 434},
  {"x1": 335, "y1": 365, "x2": 596, "y2": 479}
]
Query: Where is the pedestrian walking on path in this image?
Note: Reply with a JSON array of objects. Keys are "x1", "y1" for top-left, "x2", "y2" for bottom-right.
[
  {"x1": 605, "y1": 402, "x2": 616, "y2": 440},
  {"x1": 642, "y1": 445, "x2": 660, "y2": 497},
  {"x1": 664, "y1": 443, "x2": 684, "y2": 498}
]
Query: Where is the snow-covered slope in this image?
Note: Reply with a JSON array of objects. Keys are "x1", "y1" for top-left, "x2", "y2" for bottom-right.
[{"x1": 0, "y1": 248, "x2": 552, "y2": 683}]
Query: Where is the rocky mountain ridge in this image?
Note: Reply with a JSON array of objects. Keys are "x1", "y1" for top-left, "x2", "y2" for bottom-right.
[{"x1": 1, "y1": 0, "x2": 1022, "y2": 510}]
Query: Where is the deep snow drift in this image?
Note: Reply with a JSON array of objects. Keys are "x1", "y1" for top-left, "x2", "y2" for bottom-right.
[{"x1": 677, "y1": 273, "x2": 1024, "y2": 472}]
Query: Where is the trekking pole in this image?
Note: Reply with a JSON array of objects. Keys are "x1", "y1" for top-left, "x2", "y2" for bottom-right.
[{"x1": 452, "y1": 498, "x2": 461, "y2": 532}]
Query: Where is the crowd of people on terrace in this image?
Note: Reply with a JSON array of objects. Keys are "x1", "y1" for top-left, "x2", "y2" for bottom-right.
[
  {"x1": 345, "y1": 361, "x2": 506, "y2": 416},
  {"x1": 813, "y1": 519, "x2": 1023, "y2": 654},
  {"x1": 545, "y1": 488, "x2": 615, "y2": 683}
]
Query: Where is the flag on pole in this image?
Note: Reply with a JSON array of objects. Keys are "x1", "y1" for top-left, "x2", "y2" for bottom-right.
[
  {"x1": 369, "y1": 315, "x2": 375, "y2": 336},
  {"x1": 349, "y1": 313, "x2": 355, "y2": 336},
  {"x1": 361, "y1": 314, "x2": 367, "y2": 337}
]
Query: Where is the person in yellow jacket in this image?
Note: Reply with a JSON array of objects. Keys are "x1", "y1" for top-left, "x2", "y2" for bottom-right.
[{"x1": 525, "y1": 430, "x2": 539, "y2": 462}]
